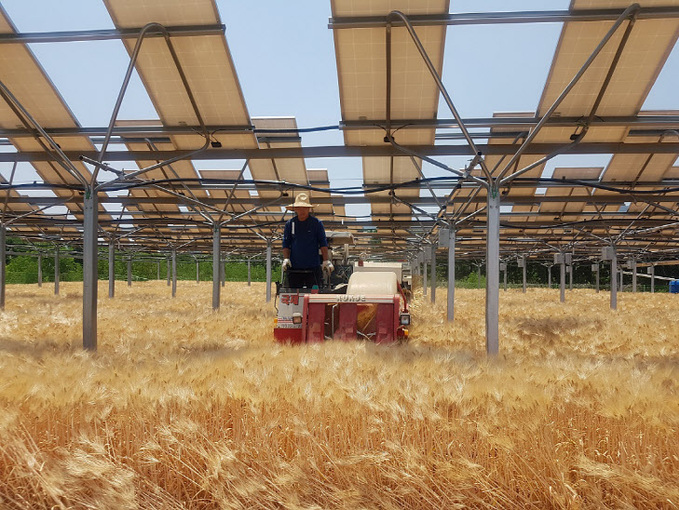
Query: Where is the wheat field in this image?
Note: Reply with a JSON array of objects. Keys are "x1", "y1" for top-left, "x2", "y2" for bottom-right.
[{"x1": 0, "y1": 280, "x2": 677, "y2": 509}]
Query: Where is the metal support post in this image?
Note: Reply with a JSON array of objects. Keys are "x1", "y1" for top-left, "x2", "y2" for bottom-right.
[
  {"x1": 595, "y1": 263, "x2": 600, "y2": 293},
  {"x1": 266, "y1": 242, "x2": 272, "y2": 303},
  {"x1": 212, "y1": 225, "x2": 221, "y2": 310},
  {"x1": 423, "y1": 249, "x2": 428, "y2": 297},
  {"x1": 632, "y1": 260, "x2": 637, "y2": 293},
  {"x1": 650, "y1": 264, "x2": 655, "y2": 293},
  {"x1": 560, "y1": 259, "x2": 566, "y2": 303},
  {"x1": 503, "y1": 265, "x2": 508, "y2": 291},
  {"x1": 37, "y1": 254, "x2": 42, "y2": 287},
  {"x1": 447, "y1": 230, "x2": 455, "y2": 321},
  {"x1": 485, "y1": 187, "x2": 500, "y2": 355},
  {"x1": 172, "y1": 249, "x2": 177, "y2": 297},
  {"x1": 611, "y1": 251, "x2": 618, "y2": 310},
  {"x1": 54, "y1": 245, "x2": 60, "y2": 295},
  {"x1": 619, "y1": 268, "x2": 624, "y2": 293},
  {"x1": 521, "y1": 256, "x2": 527, "y2": 293},
  {"x1": 82, "y1": 191, "x2": 98, "y2": 350},
  {"x1": 166, "y1": 257, "x2": 171, "y2": 286},
  {"x1": 547, "y1": 265, "x2": 552, "y2": 288},
  {"x1": 430, "y1": 243, "x2": 436, "y2": 304},
  {"x1": 247, "y1": 259, "x2": 251, "y2": 286},
  {"x1": 0, "y1": 226, "x2": 5, "y2": 309},
  {"x1": 108, "y1": 242, "x2": 115, "y2": 298},
  {"x1": 156, "y1": 261, "x2": 160, "y2": 280},
  {"x1": 196, "y1": 260, "x2": 200, "y2": 283},
  {"x1": 569, "y1": 263, "x2": 573, "y2": 291},
  {"x1": 127, "y1": 257, "x2": 132, "y2": 286}
]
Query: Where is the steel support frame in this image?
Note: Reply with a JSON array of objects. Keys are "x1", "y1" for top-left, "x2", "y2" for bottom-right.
[
  {"x1": 127, "y1": 257, "x2": 132, "y2": 286},
  {"x1": 521, "y1": 256, "x2": 527, "y2": 293},
  {"x1": 328, "y1": 7, "x2": 679, "y2": 29},
  {"x1": 0, "y1": 226, "x2": 5, "y2": 309},
  {"x1": 423, "y1": 248, "x2": 428, "y2": 297},
  {"x1": 430, "y1": 243, "x2": 436, "y2": 304},
  {"x1": 171, "y1": 249, "x2": 177, "y2": 298},
  {"x1": 212, "y1": 225, "x2": 221, "y2": 311},
  {"x1": 37, "y1": 253, "x2": 42, "y2": 287},
  {"x1": 486, "y1": 189, "x2": 500, "y2": 355},
  {"x1": 54, "y1": 245, "x2": 60, "y2": 295},
  {"x1": 560, "y1": 259, "x2": 566, "y2": 303},
  {"x1": 611, "y1": 250, "x2": 618, "y2": 310},
  {"x1": 109, "y1": 242, "x2": 115, "y2": 298},
  {"x1": 447, "y1": 230, "x2": 455, "y2": 321},
  {"x1": 82, "y1": 192, "x2": 98, "y2": 350},
  {"x1": 266, "y1": 242, "x2": 272, "y2": 303}
]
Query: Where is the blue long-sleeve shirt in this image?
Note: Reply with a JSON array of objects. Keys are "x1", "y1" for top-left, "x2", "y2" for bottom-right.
[{"x1": 282, "y1": 216, "x2": 328, "y2": 269}]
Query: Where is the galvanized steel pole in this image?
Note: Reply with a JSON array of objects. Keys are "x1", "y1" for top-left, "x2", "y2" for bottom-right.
[
  {"x1": 632, "y1": 259, "x2": 637, "y2": 292},
  {"x1": 447, "y1": 230, "x2": 455, "y2": 321},
  {"x1": 650, "y1": 264, "x2": 655, "y2": 293},
  {"x1": 108, "y1": 242, "x2": 115, "y2": 298},
  {"x1": 172, "y1": 249, "x2": 177, "y2": 297},
  {"x1": 610, "y1": 251, "x2": 618, "y2": 310},
  {"x1": 423, "y1": 249, "x2": 427, "y2": 297},
  {"x1": 212, "y1": 225, "x2": 220, "y2": 310},
  {"x1": 595, "y1": 263, "x2": 600, "y2": 293},
  {"x1": 266, "y1": 242, "x2": 272, "y2": 303},
  {"x1": 430, "y1": 243, "x2": 436, "y2": 304},
  {"x1": 569, "y1": 263, "x2": 573, "y2": 291},
  {"x1": 560, "y1": 259, "x2": 566, "y2": 303},
  {"x1": 166, "y1": 257, "x2": 171, "y2": 286},
  {"x1": 547, "y1": 265, "x2": 552, "y2": 288},
  {"x1": 196, "y1": 260, "x2": 200, "y2": 283},
  {"x1": 522, "y1": 256, "x2": 527, "y2": 293},
  {"x1": 37, "y1": 253, "x2": 42, "y2": 287},
  {"x1": 486, "y1": 187, "x2": 500, "y2": 355},
  {"x1": 127, "y1": 257, "x2": 132, "y2": 286},
  {"x1": 82, "y1": 191, "x2": 98, "y2": 350},
  {"x1": 0, "y1": 226, "x2": 5, "y2": 309},
  {"x1": 247, "y1": 259, "x2": 251, "y2": 286},
  {"x1": 54, "y1": 245, "x2": 60, "y2": 295}
]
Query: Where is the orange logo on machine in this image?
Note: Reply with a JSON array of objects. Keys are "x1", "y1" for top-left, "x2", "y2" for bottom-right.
[{"x1": 281, "y1": 294, "x2": 300, "y2": 306}]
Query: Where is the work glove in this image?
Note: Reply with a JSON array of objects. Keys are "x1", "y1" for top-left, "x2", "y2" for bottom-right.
[
  {"x1": 322, "y1": 260, "x2": 334, "y2": 273},
  {"x1": 282, "y1": 258, "x2": 292, "y2": 271}
]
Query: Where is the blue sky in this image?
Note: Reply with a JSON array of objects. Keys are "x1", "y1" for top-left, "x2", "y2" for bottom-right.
[{"x1": 1, "y1": 0, "x2": 678, "y2": 218}]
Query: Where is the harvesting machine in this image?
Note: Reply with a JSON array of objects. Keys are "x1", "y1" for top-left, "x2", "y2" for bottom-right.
[{"x1": 274, "y1": 232, "x2": 411, "y2": 344}]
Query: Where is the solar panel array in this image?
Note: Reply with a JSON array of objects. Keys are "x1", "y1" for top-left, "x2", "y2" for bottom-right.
[{"x1": 1, "y1": 0, "x2": 679, "y2": 267}]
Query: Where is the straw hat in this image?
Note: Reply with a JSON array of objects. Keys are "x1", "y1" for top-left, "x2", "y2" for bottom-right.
[{"x1": 286, "y1": 192, "x2": 315, "y2": 210}]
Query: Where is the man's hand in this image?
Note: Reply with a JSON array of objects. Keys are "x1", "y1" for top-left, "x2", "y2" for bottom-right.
[
  {"x1": 282, "y1": 258, "x2": 292, "y2": 271},
  {"x1": 322, "y1": 260, "x2": 334, "y2": 273}
]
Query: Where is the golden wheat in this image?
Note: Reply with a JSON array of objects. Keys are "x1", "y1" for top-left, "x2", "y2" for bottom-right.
[{"x1": 0, "y1": 281, "x2": 677, "y2": 509}]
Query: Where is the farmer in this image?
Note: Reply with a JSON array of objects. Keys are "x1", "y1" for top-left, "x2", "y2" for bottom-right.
[{"x1": 282, "y1": 192, "x2": 333, "y2": 288}]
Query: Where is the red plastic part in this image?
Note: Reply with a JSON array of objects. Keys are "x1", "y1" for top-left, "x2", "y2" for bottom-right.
[
  {"x1": 274, "y1": 327, "x2": 304, "y2": 344},
  {"x1": 337, "y1": 303, "x2": 358, "y2": 341},
  {"x1": 305, "y1": 301, "x2": 326, "y2": 343}
]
